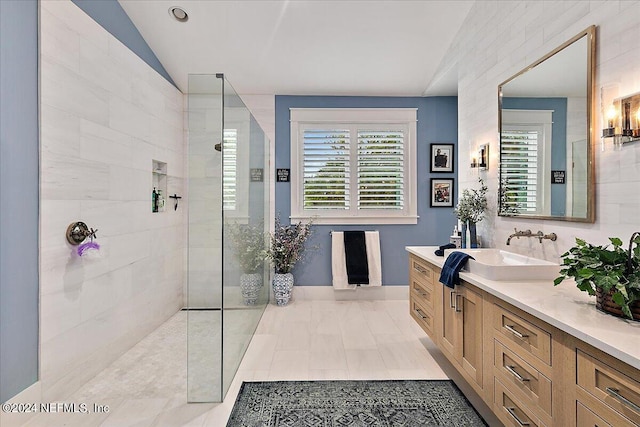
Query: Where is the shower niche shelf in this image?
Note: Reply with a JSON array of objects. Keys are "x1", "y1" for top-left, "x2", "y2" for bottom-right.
[{"x1": 152, "y1": 160, "x2": 167, "y2": 213}]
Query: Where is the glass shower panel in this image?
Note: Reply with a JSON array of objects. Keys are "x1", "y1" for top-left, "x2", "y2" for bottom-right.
[
  {"x1": 222, "y1": 77, "x2": 270, "y2": 395},
  {"x1": 187, "y1": 74, "x2": 270, "y2": 403},
  {"x1": 187, "y1": 74, "x2": 223, "y2": 402}
]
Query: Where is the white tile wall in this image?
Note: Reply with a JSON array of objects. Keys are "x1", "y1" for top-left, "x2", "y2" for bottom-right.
[
  {"x1": 39, "y1": 0, "x2": 185, "y2": 400},
  {"x1": 435, "y1": 0, "x2": 640, "y2": 260}
]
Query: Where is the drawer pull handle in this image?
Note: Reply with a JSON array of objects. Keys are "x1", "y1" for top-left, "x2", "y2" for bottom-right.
[
  {"x1": 417, "y1": 290, "x2": 428, "y2": 298},
  {"x1": 505, "y1": 324, "x2": 529, "y2": 339},
  {"x1": 455, "y1": 293, "x2": 462, "y2": 312},
  {"x1": 506, "y1": 406, "x2": 531, "y2": 426},
  {"x1": 450, "y1": 291, "x2": 456, "y2": 309},
  {"x1": 505, "y1": 365, "x2": 530, "y2": 382},
  {"x1": 413, "y1": 264, "x2": 428, "y2": 274},
  {"x1": 605, "y1": 387, "x2": 640, "y2": 413},
  {"x1": 415, "y1": 308, "x2": 427, "y2": 320}
]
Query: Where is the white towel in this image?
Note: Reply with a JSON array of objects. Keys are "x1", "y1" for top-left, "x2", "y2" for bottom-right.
[{"x1": 331, "y1": 231, "x2": 382, "y2": 290}]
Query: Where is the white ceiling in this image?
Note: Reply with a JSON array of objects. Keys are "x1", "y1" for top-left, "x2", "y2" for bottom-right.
[
  {"x1": 118, "y1": 0, "x2": 474, "y2": 96},
  {"x1": 501, "y1": 35, "x2": 588, "y2": 98}
]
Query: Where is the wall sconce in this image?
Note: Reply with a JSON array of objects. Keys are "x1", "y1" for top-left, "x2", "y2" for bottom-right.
[
  {"x1": 602, "y1": 90, "x2": 640, "y2": 146},
  {"x1": 478, "y1": 144, "x2": 489, "y2": 170},
  {"x1": 471, "y1": 144, "x2": 489, "y2": 170}
]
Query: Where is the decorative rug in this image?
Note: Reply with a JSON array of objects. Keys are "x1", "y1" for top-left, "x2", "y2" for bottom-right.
[{"x1": 226, "y1": 380, "x2": 487, "y2": 426}]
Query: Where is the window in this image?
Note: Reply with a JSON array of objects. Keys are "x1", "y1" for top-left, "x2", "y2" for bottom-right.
[
  {"x1": 500, "y1": 110, "x2": 552, "y2": 215},
  {"x1": 222, "y1": 128, "x2": 238, "y2": 211},
  {"x1": 290, "y1": 108, "x2": 417, "y2": 224},
  {"x1": 222, "y1": 108, "x2": 251, "y2": 222}
]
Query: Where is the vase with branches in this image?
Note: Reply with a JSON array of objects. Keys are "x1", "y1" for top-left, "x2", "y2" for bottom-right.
[
  {"x1": 453, "y1": 178, "x2": 488, "y2": 248},
  {"x1": 226, "y1": 222, "x2": 267, "y2": 305},
  {"x1": 266, "y1": 216, "x2": 314, "y2": 305}
]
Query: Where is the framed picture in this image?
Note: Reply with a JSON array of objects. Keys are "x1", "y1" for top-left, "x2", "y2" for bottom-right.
[
  {"x1": 430, "y1": 178, "x2": 454, "y2": 207},
  {"x1": 430, "y1": 143, "x2": 454, "y2": 173}
]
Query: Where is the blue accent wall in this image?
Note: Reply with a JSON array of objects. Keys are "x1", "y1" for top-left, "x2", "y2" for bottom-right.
[
  {"x1": 275, "y1": 96, "x2": 458, "y2": 286},
  {"x1": 71, "y1": 0, "x2": 176, "y2": 88},
  {"x1": 502, "y1": 97, "x2": 567, "y2": 216},
  {"x1": 0, "y1": 0, "x2": 40, "y2": 403}
]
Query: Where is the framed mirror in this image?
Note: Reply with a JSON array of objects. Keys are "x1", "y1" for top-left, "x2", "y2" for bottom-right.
[{"x1": 498, "y1": 26, "x2": 596, "y2": 223}]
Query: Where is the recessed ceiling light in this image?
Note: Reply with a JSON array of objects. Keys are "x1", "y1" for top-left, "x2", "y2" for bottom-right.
[{"x1": 169, "y1": 6, "x2": 188, "y2": 22}]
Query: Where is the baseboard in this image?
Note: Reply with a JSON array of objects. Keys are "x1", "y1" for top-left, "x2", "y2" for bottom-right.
[
  {"x1": 0, "y1": 380, "x2": 42, "y2": 427},
  {"x1": 292, "y1": 285, "x2": 409, "y2": 301}
]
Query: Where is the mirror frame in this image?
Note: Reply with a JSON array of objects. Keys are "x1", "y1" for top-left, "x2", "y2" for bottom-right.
[{"x1": 498, "y1": 25, "x2": 596, "y2": 223}]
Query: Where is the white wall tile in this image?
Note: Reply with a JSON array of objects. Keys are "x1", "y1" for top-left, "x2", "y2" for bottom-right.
[
  {"x1": 41, "y1": 152, "x2": 110, "y2": 200},
  {"x1": 40, "y1": 0, "x2": 185, "y2": 401},
  {"x1": 40, "y1": 104, "x2": 81, "y2": 158},
  {"x1": 41, "y1": 55, "x2": 110, "y2": 127}
]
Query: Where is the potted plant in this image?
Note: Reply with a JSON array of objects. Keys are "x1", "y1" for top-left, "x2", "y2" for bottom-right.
[
  {"x1": 266, "y1": 216, "x2": 314, "y2": 306},
  {"x1": 554, "y1": 234, "x2": 640, "y2": 321},
  {"x1": 454, "y1": 178, "x2": 488, "y2": 248},
  {"x1": 226, "y1": 222, "x2": 266, "y2": 305}
]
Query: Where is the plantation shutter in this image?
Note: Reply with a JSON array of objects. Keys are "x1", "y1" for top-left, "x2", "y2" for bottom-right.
[
  {"x1": 501, "y1": 128, "x2": 539, "y2": 213},
  {"x1": 302, "y1": 129, "x2": 350, "y2": 210},
  {"x1": 223, "y1": 128, "x2": 237, "y2": 210},
  {"x1": 357, "y1": 130, "x2": 404, "y2": 210}
]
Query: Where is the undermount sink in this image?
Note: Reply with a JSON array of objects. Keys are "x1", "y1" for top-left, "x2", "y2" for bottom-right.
[{"x1": 443, "y1": 248, "x2": 561, "y2": 281}]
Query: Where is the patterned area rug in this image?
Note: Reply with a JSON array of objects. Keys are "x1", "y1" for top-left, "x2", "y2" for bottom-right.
[{"x1": 226, "y1": 380, "x2": 487, "y2": 426}]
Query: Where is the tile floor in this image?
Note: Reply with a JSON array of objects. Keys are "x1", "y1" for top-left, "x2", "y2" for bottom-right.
[{"x1": 14, "y1": 297, "x2": 473, "y2": 427}]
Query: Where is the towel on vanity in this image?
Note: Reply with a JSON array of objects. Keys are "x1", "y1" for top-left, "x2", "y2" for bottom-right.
[
  {"x1": 439, "y1": 251, "x2": 474, "y2": 289},
  {"x1": 332, "y1": 231, "x2": 382, "y2": 290},
  {"x1": 434, "y1": 243, "x2": 457, "y2": 257},
  {"x1": 344, "y1": 231, "x2": 369, "y2": 285}
]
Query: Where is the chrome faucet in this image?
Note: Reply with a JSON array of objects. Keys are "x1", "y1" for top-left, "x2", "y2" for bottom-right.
[{"x1": 506, "y1": 229, "x2": 532, "y2": 245}]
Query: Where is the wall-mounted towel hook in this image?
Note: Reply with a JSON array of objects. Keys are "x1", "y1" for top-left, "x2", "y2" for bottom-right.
[
  {"x1": 169, "y1": 194, "x2": 182, "y2": 210},
  {"x1": 66, "y1": 222, "x2": 98, "y2": 245}
]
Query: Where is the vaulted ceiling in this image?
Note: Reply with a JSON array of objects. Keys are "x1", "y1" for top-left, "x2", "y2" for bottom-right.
[{"x1": 118, "y1": 0, "x2": 474, "y2": 96}]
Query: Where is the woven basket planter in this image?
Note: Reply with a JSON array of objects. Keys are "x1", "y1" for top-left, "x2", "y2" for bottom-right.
[{"x1": 595, "y1": 287, "x2": 640, "y2": 321}]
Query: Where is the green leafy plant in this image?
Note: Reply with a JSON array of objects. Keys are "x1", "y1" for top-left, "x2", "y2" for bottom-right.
[
  {"x1": 454, "y1": 178, "x2": 488, "y2": 224},
  {"x1": 554, "y1": 236, "x2": 640, "y2": 319},
  {"x1": 267, "y1": 216, "x2": 314, "y2": 274},
  {"x1": 226, "y1": 222, "x2": 267, "y2": 274}
]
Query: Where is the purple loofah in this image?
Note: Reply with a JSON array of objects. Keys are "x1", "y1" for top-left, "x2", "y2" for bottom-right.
[{"x1": 77, "y1": 241, "x2": 100, "y2": 257}]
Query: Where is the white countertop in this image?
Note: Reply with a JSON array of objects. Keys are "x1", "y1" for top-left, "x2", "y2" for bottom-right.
[{"x1": 406, "y1": 246, "x2": 640, "y2": 371}]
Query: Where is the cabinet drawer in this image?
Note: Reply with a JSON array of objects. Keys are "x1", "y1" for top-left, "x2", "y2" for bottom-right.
[
  {"x1": 494, "y1": 377, "x2": 547, "y2": 427},
  {"x1": 577, "y1": 350, "x2": 640, "y2": 425},
  {"x1": 410, "y1": 298, "x2": 435, "y2": 338},
  {"x1": 577, "y1": 401, "x2": 612, "y2": 427},
  {"x1": 410, "y1": 277, "x2": 435, "y2": 311},
  {"x1": 409, "y1": 255, "x2": 434, "y2": 283},
  {"x1": 493, "y1": 304, "x2": 552, "y2": 366},
  {"x1": 494, "y1": 340, "x2": 552, "y2": 418}
]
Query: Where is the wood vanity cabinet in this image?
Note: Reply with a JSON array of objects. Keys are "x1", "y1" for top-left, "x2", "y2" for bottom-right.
[
  {"x1": 408, "y1": 254, "x2": 439, "y2": 340},
  {"x1": 489, "y1": 297, "x2": 559, "y2": 427},
  {"x1": 409, "y1": 254, "x2": 483, "y2": 395},
  {"x1": 440, "y1": 282, "x2": 484, "y2": 395},
  {"x1": 407, "y1": 253, "x2": 640, "y2": 427},
  {"x1": 573, "y1": 344, "x2": 640, "y2": 427}
]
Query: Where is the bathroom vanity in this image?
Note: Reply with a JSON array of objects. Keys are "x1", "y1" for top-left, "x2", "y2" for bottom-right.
[{"x1": 407, "y1": 246, "x2": 640, "y2": 427}]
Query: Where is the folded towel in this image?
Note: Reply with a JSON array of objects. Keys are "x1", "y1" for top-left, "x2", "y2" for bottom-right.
[
  {"x1": 434, "y1": 243, "x2": 457, "y2": 257},
  {"x1": 344, "y1": 231, "x2": 369, "y2": 285},
  {"x1": 332, "y1": 231, "x2": 382, "y2": 289},
  {"x1": 439, "y1": 251, "x2": 474, "y2": 288}
]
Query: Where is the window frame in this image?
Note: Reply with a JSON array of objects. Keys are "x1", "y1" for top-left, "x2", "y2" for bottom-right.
[
  {"x1": 501, "y1": 109, "x2": 553, "y2": 216},
  {"x1": 290, "y1": 108, "x2": 418, "y2": 225}
]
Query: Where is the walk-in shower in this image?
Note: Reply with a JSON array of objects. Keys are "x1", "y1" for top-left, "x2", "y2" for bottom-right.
[{"x1": 186, "y1": 74, "x2": 270, "y2": 402}]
